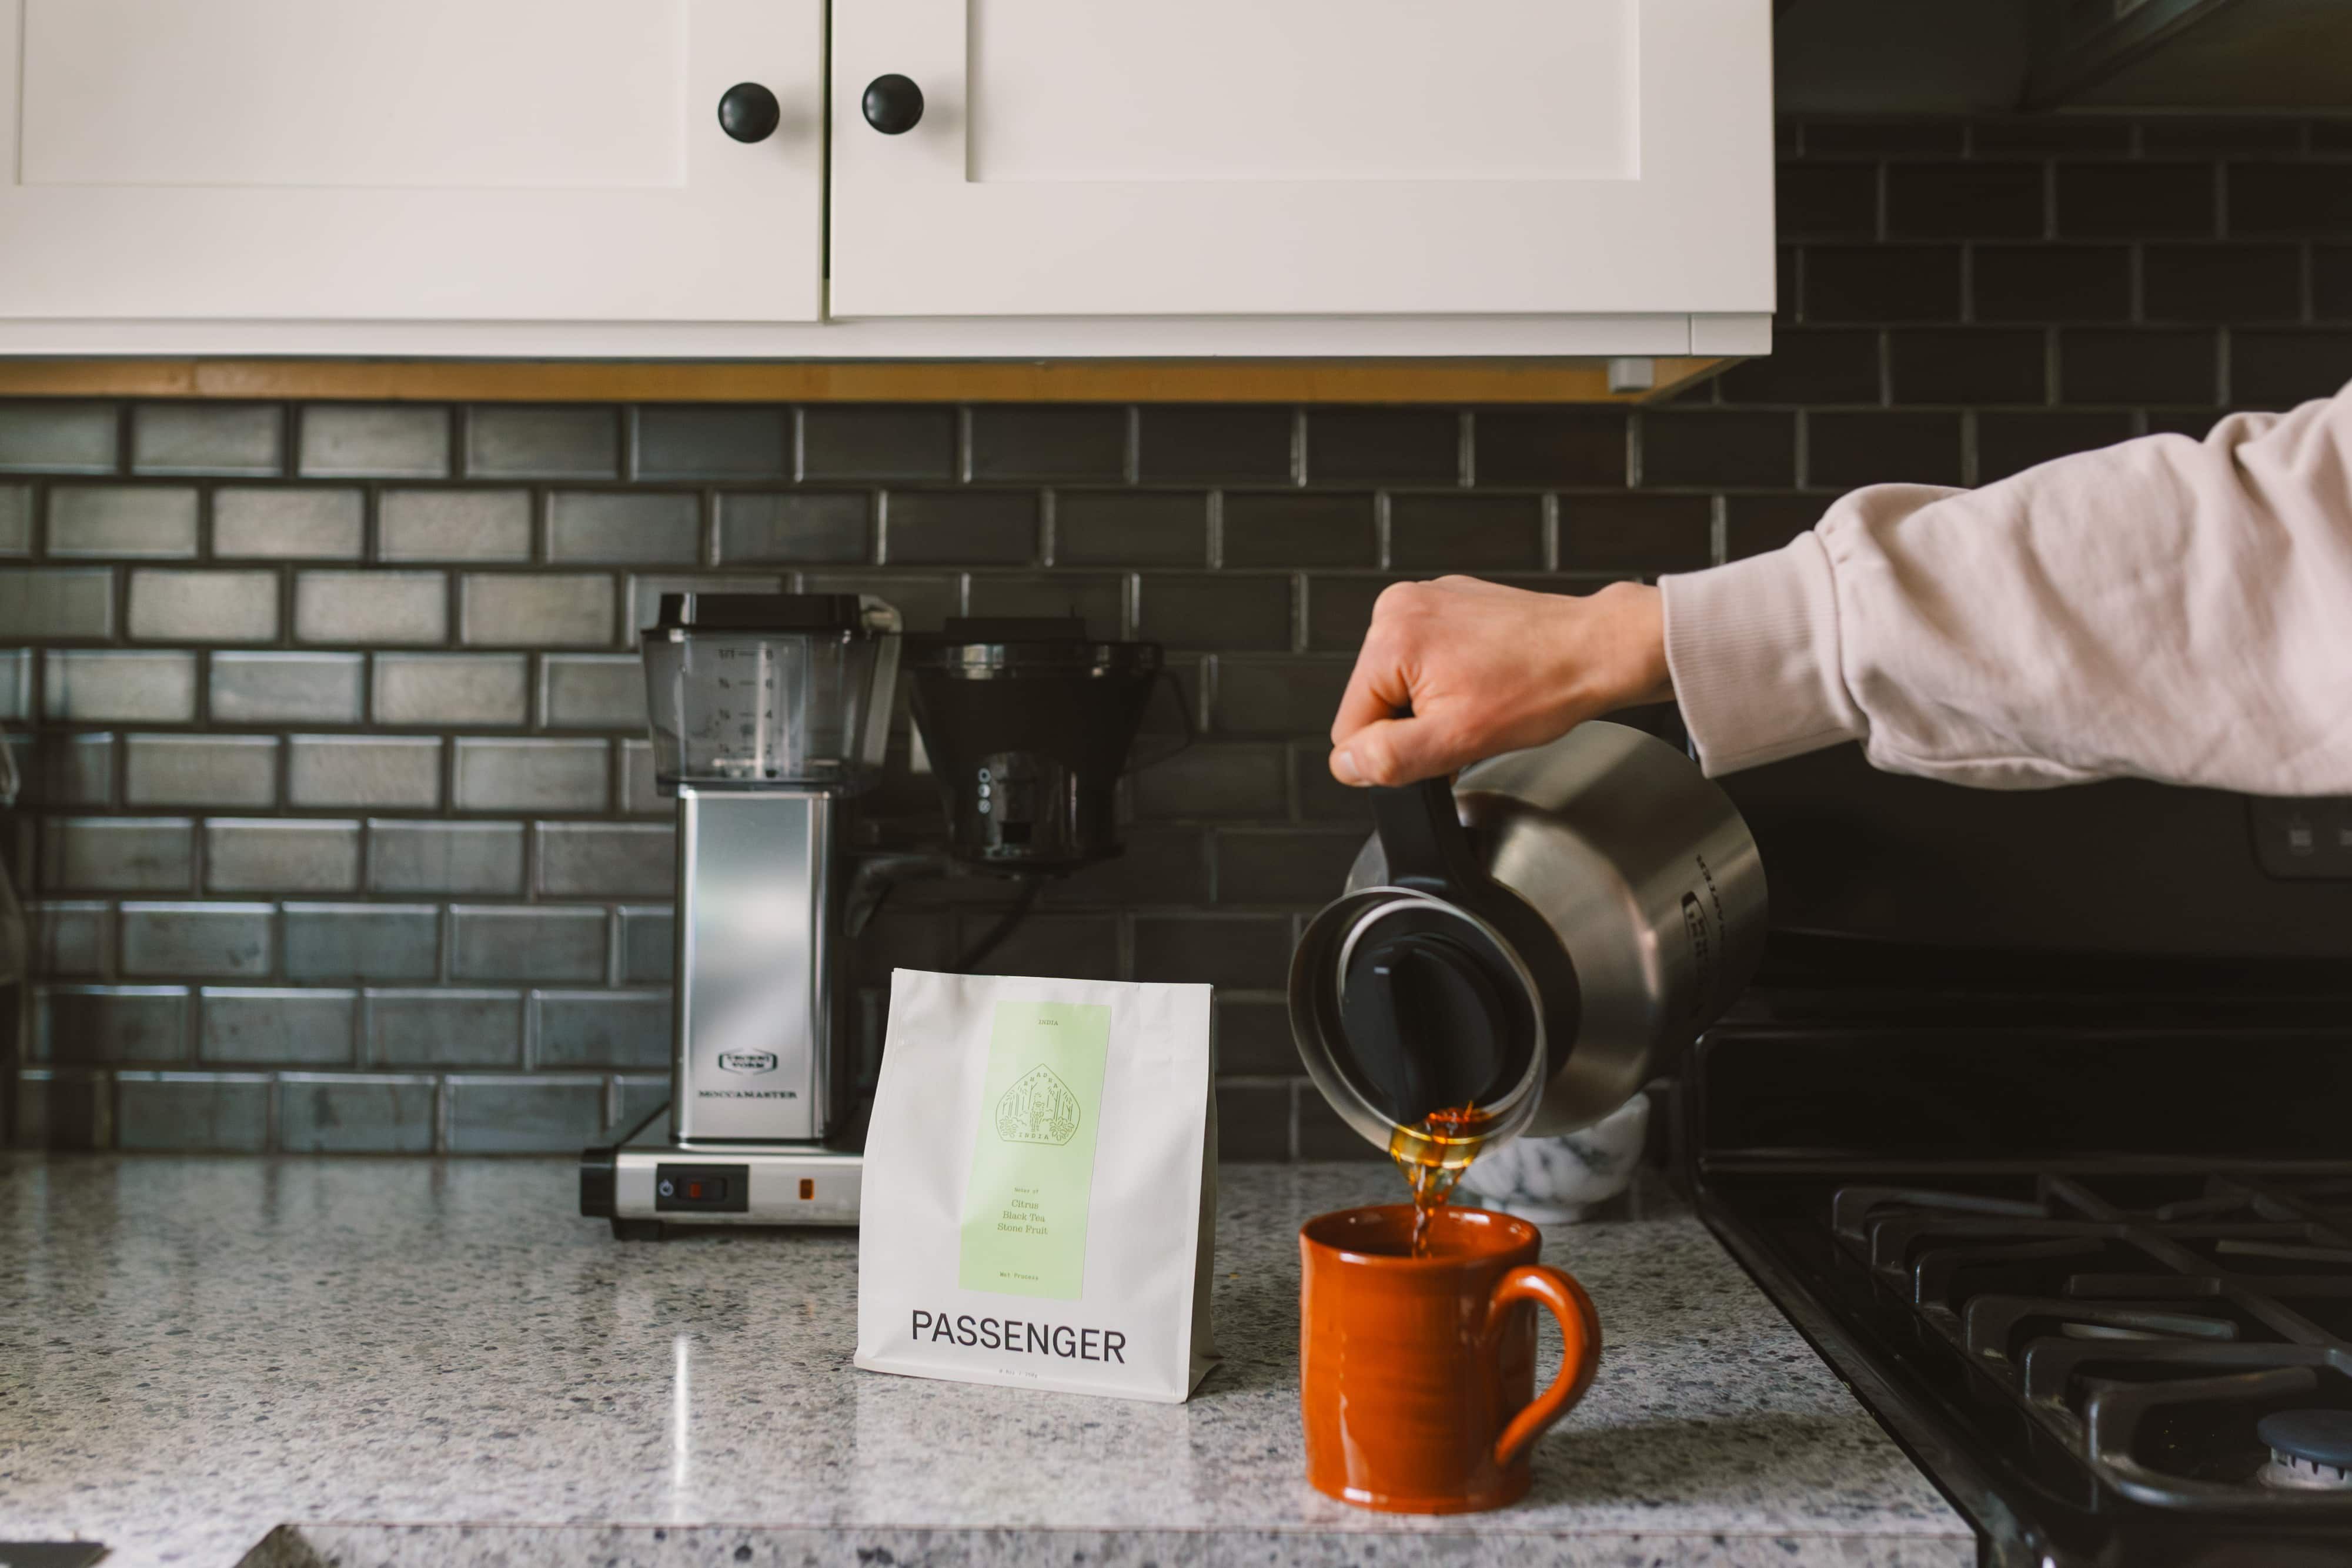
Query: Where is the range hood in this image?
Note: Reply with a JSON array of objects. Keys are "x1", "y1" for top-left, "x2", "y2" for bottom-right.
[{"x1": 2031, "y1": 0, "x2": 2352, "y2": 108}]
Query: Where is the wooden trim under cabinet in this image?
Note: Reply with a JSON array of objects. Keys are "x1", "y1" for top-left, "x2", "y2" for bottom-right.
[{"x1": 0, "y1": 356, "x2": 1734, "y2": 405}]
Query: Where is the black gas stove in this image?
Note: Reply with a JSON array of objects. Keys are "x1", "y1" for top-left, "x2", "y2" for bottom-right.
[{"x1": 1689, "y1": 748, "x2": 2352, "y2": 1568}]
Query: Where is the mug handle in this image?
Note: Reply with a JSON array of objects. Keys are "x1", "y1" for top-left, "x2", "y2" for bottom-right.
[{"x1": 1486, "y1": 1264, "x2": 1603, "y2": 1470}]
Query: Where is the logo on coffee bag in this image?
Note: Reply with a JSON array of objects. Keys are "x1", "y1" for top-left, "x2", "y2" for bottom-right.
[{"x1": 995, "y1": 1065, "x2": 1080, "y2": 1146}]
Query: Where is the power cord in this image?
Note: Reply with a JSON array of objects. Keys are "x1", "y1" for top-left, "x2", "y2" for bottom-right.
[{"x1": 954, "y1": 875, "x2": 1049, "y2": 974}]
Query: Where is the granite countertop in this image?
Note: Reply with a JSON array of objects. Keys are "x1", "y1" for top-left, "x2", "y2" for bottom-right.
[{"x1": 1, "y1": 1156, "x2": 1972, "y2": 1567}]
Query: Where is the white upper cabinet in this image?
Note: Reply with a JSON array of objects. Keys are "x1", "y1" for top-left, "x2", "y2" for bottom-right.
[
  {"x1": 830, "y1": 0, "x2": 1775, "y2": 319},
  {"x1": 0, "y1": 0, "x2": 824, "y2": 322},
  {"x1": 0, "y1": 0, "x2": 1774, "y2": 355}
]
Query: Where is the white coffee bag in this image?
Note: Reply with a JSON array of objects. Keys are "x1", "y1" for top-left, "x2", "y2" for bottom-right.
[{"x1": 854, "y1": 969, "x2": 1217, "y2": 1403}]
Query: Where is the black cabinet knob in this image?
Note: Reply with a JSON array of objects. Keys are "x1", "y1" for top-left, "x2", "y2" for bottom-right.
[
  {"x1": 861, "y1": 73, "x2": 924, "y2": 135},
  {"x1": 717, "y1": 82, "x2": 781, "y2": 143}
]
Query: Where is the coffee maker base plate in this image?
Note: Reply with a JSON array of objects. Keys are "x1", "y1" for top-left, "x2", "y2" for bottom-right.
[{"x1": 583, "y1": 1119, "x2": 863, "y2": 1235}]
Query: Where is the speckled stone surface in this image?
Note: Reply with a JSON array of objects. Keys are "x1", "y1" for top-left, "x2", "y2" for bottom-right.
[{"x1": 0, "y1": 1157, "x2": 1972, "y2": 1567}]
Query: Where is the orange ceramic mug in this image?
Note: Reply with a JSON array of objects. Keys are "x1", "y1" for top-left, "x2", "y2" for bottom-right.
[{"x1": 1299, "y1": 1203, "x2": 1602, "y2": 1513}]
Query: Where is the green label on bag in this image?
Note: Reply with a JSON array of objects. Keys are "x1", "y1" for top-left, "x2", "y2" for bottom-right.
[{"x1": 957, "y1": 999, "x2": 1111, "y2": 1300}]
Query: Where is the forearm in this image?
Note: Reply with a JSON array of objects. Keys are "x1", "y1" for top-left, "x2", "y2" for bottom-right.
[{"x1": 1661, "y1": 389, "x2": 2352, "y2": 795}]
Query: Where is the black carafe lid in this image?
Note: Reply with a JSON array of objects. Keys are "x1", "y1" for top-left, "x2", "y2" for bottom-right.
[{"x1": 1331, "y1": 778, "x2": 1555, "y2": 1124}]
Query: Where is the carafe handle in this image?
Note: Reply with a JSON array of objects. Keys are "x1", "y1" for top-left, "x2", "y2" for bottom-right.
[
  {"x1": 1486, "y1": 1263, "x2": 1602, "y2": 1470},
  {"x1": 1365, "y1": 703, "x2": 1489, "y2": 897},
  {"x1": 1368, "y1": 776, "x2": 1488, "y2": 897}
]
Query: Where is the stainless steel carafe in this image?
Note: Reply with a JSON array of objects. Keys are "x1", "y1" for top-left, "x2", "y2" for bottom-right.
[{"x1": 1289, "y1": 721, "x2": 1768, "y2": 1155}]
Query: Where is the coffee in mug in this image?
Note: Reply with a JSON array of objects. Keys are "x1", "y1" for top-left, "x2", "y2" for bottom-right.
[{"x1": 1299, "y1": 1203, "x2": 1600, "y2": 1513}]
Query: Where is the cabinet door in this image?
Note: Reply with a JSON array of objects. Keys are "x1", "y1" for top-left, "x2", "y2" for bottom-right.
[
  {"x1": 0, "y1": 0, "x2": 821, "y2": 322},
  {"x1": 831, "y1": 0, "x2": 1772, "y2": 319}
]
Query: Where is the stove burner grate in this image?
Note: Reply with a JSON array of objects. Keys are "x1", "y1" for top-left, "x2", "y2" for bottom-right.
[{"x1": 1828, "y1": 1171, "x2": 2352, "y2": 1512}]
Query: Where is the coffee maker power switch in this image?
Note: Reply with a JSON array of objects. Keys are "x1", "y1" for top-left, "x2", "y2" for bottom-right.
[{"x1": 654, "y1": 1164, "x2": 750, "y2": 1213}]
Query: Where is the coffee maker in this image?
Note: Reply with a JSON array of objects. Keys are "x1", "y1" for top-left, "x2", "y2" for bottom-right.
[
  {"x1": 579, "y1": 606, "x2": 1188, "y2": 1237},
  {"x1": 581, "y1": 591, "x2": 898, "y2": 1236}
]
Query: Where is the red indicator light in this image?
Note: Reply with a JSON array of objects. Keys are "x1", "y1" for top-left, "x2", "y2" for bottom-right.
[
  {"x1": 686, "y1": 1182, "x2": 706, "y2": 1200},
  {"x1": 799, "y1": 1178, "x2": 816, "y2": 1200}
]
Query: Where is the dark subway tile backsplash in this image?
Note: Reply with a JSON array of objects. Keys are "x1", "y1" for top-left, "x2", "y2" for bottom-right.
[
  {"x1": 1388, "y1": 493, "x2": 1543, "y2": 570},
  {"x1": 1803, "y1": 245, "x2": 1965, "y2": 322},
  {"x1": 2229, "y1": 162, "x2": 2352, "y2": 237},
  {"x1": 1557, "y1": 496, "x2": 1712, "y2": 573},
  {"x1": 1051, "y1": 490, "x2": 1208, "y2": 567},
  {"x1": 1976, "y1": 410, "x2": 2137, "y2": 484},
  {"x1": 1305, "y1": 408, "x2": 1460, "y2": 486},
  {"x1": 968, "y1": 404, "x2": 1128, "y2": 482},
  {"x1": 1641, "y1": 411, "x2": 1798, "y2": 488},
  {"x1": 2141, "y1": 245, "x2": 2303, "y2": 322},
  {"x1": 2059, "y1": 329, "x2": 2220, "y2": 406},
  {"x1": 631, "y1": 406, "x2": 789, "y2": 481},
  {"x1": 881, "y1": 490, "x2": 1038, "y2": 564},
  {"x1": 1775, "y1": 163, "x2": 1878, "y2": 239},
  {"x1": 1807, "y1": 412, "x2": 1966, "y2": 489},
  {"x1": 11, "y1": 111, "x2": 2352, "y2": 1158},
  {"x1": 1472, "y1": 408, "x2": 1628, "y2": 487},
  {"x1": 1972, "y1": 246, "x2": 2134, "y2": 322},
  {"x1": 801, "y1": 405, "x2": 957, "y2": 481},
  {"x1": 2144, "y1": 119, "x2": 2306, "y2": 156},
  {"x1": 1968, "y1": 119, "x2": 2134, "y2": 155},
  {"x1": 2231, "y1": 330, "x2": 2352, "y2": 407},
  {"x1": 1715, "y1": 330, "x2": 1882, "y2": 405},
  {"x1": 1885, "y1": 162, "x2": 2046, "y2": 240},
  {"x1": 2316, "y1": 248, "x2": 2352, "y2": 319},
  {"x1": 2054, "y1": 163, "x2": 2217, "y2": 239},
  {"x1": 1220, "y1": 492, "x2": 1377, "y2": 569},
  {"x1": 1888, "y1": 329, "x2": 2047, "y2": 405},
  {"x1": 1137, "y1": 405, "x2": 1293, "y2": 484},
  {"x1": 1802, "y1": 121, "x2": 1966, "y2": 157}
]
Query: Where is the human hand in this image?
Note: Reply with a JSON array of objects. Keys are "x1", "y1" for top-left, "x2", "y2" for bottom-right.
[{"x1": 1328, "y1": 577, "x2": 1672, "y2": 787}]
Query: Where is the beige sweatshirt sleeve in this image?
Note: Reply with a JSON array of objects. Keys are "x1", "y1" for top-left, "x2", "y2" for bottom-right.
[{"x1": 1659, "y1": 383, "x2": 2352, "y2": 795}]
